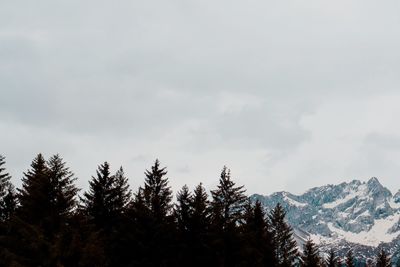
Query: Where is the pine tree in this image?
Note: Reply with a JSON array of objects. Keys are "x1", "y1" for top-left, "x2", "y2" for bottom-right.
[
  {"x1": 376, "y1": 249, "x2": 391, "y2": 267},
  {"x1": 18, "y1": 153, "x2": 50, "y2": 224},
  {"x1": 210, "y1": 166, "x2": 247, "y2": 229},
  {"x1": 142, "y1": 159, "x2": 173, "y2": 221},
  {"x1": 191, "y1": 183, "x2": 210, "y2": 234},
  {"x1": 326, "y1": 248, "x2": 338, "y2": 267},
  {"x1": 5, "y1": 154, "x2": 80, "y2": 266},
  {"x1": 130, "y1": 159, "x2": 176, "y2": 266},
  {"x1": 112, "y1": 166, "x2": 131, "y2": 214},
  {"x1": 241, "y1": 200, "x2": 276, "y2": 266},
  {"x1": 175, "y1": 185, "x2": 192, "y2": 233},
  {"x1": 0, "y1": 155, "x2": 16, "y2": 221},
  {"x1": 81, "y1": 161, "x2": 116, "y2": 228},
  {"x1": 189, "y1": 183, "x2": 211, "y2": 266},
  {"x1": 210, "y1": 166, "x2": 248, "y2": 266},
  {"x1": 300, "y1": 239, "x2": 321, "y2": 267},
  {"x1": 46, "y1": 154, "x2": 79, "y2": 222},
  {"x1": 269, "y1": 203, "x2": 299, "y2": 267},
  {"x1": 345, "y1": 250, "x2": 355, "y2": 267}
]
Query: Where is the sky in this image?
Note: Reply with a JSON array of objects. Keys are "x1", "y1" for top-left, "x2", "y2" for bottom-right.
[{"x1": 1, "y1": 0, "x2": 400, "y2": 196}]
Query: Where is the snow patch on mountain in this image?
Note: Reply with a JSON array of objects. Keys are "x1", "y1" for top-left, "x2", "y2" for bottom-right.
[
  {"x1": 327, "y1": 213, "x2": 400, "y2": 246},
  {"x1": 322, "y1": 185, "x2": 367, "y2": 209},
  {"x1": 251, "y1": 177, "x2": 400, "y2": 257}
]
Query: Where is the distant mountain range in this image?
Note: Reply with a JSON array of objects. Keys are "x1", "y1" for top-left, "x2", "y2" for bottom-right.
[{"x1": 251, "y1": 177, "x2": 400, "y2": 262}]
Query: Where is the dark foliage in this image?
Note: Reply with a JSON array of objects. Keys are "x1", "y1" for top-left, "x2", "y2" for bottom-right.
[
  {"x1": 269, "y1": 202, "x2": 299, "y2": 267},
  {"x1": 0, "y1": 153, "x2": 392, "y2": 266},
  {"x1": 300, "y1": 239, "x2": 321, "y2": 267},
  {"x1": 0, "y1": 155, "x2": 16, "y2": 221},
  {"x1": 376, "y1": 249, "x2": 391, "y2": 267},
  {"x1": 346, "y1": 250, "x2": 355, "y2": 267},
  {"x1": 326, "y1": 248, "x2": 338, "y2": 267}
]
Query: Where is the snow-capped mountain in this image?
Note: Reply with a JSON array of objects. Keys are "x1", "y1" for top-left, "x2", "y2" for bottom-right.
[{"x1": 251, "y1": 177, "x2": 400, "y2": 260}]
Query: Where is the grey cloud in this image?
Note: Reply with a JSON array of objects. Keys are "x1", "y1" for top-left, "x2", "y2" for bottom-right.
[{"x1": 1, "y1": 0, "x2": 400, "y2": 194}]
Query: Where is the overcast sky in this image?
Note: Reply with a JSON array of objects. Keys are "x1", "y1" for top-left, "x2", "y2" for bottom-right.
[{"x1": 1, "y1": 0, "x2": 400, "y2": 196}]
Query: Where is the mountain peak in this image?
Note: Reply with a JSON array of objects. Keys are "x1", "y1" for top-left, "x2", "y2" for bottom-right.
[
  {"x1": 251, "y1": 178, "x2": 400, "y2": 256},
  {"x1": 367, "y1": 177, "x2": 381, "y2": 186}
]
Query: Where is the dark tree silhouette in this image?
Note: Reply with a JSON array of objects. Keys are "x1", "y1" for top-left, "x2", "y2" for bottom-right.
[
  {"x1": 241, "y1": 200, "x2": 276, "y2": 266},
  {"x1": 326, "y1": 248, "x2": 338, "y2": 267},
  {"x1": 376, "y1": 249, "x2": 391, "y2": 267},
  {"x1": 112, "y1": 166, "x2": 131, "y2": 214},
  {"x1": 0, "y1": 155, "x2": 16, "y2": 221},
  {"x1": 142, "y1": 159, "x2": 173, "y2": 221},
  {"x1": 130, "y1": 159, "x2": 176, "y2": 266},
  {"x1": 300, "y1": 238, "x2": 321, "y2": 267},
  {"x1": 211, "y1": 166, "x2": 247, "y2": 229},
  {"x1": 18, "y1": 153, "x2": 50, "y2": 224},
  {"x1": 345, "y1": 250, "x2": 355, "y2": 267},
  {"x1": 81, "y1": 162, "x2": 116, "y2": 228},
  {"x1": 210, "y1": 166, "x2": 248, "y2": 266},
  {"x1": 269, "y1": 203, "x2": 299, "y2": 267},
  {"x1": 46, "y1": 154, "x2": 79, "y2": 223},
  {"x1": 191, "y1": 183, "x2": 210, "y2": 235}
]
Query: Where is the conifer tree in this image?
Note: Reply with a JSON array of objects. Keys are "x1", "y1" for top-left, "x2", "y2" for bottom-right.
[
  {"x1": 300, "y1": 239, "x2": 321, "y2": 267},
  {"x1": 46, "y1": 154, "x2": 79, "y2": 222},
  {"x1": 104, "y1": 167, "x2": 132, "y2": 266},
  {"x1": 326, "y1": 248, "x2": 338, "y2": 267},
  {"x1": 81, "y1": 162, "x2": 116, "y2": 228},
  {"x1": 345, "y1": 250, "x2": 355, "y2": 267},
  {"x1": 242, "y1": 200, "x2": 276, "y2": 266},
  {"x1": 18, "y1": 153, "x2": 50, "y2": 224},
  {"x1": 210, "y1": 166, "x2": 247, "y2": 229},
  {"x1": 5, "y1": 154, "x2": 80, "y2": 266},
  {"x1": 0, "y1": 155, "x2": 16, "y2": 221},
  {"x1": 142, "y1": 159, "x2": 173, "y2": 221},
  {"x1": 269, "y1": 203, "x2": 299, "y2": 267},
  {"x1": 189, "y1": 183, "x2": 211, "y2": 266},
  {"x1": 131, "y1": 160, "x2": 176, "y2": 266},
  {"x1": 112, "y1": 166, "x2": 131, "y2": 214},
  {"x1": 175, "y1": 185, "x2": 192, "y2": 233},
  {"x1": 210, "y1": 166, "x2": 247, "y2": 266},
  {"x1": 191, "y1": 183, "x2": 210, "y2": 234},
  {"x1": 376, "y1": 249, "x2": 391, "y2": 267}
]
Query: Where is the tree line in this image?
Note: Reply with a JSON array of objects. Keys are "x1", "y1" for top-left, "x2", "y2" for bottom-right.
[{"x1": 0, "y1": 154, "x2": 395, "y2": 266}]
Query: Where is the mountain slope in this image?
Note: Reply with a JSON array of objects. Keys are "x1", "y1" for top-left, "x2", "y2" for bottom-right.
[{"x1": 251, "y1": 178, "x2": 400, "y2": 260}]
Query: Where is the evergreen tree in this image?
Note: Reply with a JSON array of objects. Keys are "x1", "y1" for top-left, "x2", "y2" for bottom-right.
[
  {"x1": 345, "y1": 250, "x2": 355, "y2": 267},
  {"x1": 105, "y1": 167, "x2": 132, "y2": 266},
  {"x1": 130, "y1": 159, "x2": 176, "y2": 266},
  {"x1": 375, "y1": 249, "x2": 391, "y2": 267},
  {"x1": 210, "y1": 166, "x2": 248, "y2": 266},
  {"x1": 326, "y1": 248, "x2": 338, "y2": 267},
  {"x1": 210, "y1": 166, "x2": 247, "y2": 229},
  {"x1": 112, "y1": 166, "x2": 131, "y2": 214},
  {"x1": 18, "y1": 153, "x2": 50, "y2": 224},
  {"x1": 241, "y1": 200, "x2": 276, "y2": 266},
  {"x1": 4, "y1": 154, "x2": 81, "y2": 266},
  {"x1": 300, "y1": 238, "x2": 321, "y2": 267},
  {"x1": 142, "y1": 159, "x2": 173, "y2": 221},
  {"x1": 175, "y1": 185, "x2": 192, "y2": 233},
  {"x1": 191, "y1": 183, "x2": 210, "y2": 234},
  {"x1": 189, "y1": 183, "x2": 211, "y2": 266},
  {"x1": 269, "y1": 203, "x2": 299, "y2": 267},
  {"x1": 81, "y1": 162, "x2": 116, "y2": 228},
  {"x1": 175, "y1": 185, "x2": 193, "y2": 265},
  {"x1": 46, "y1": 154, "x2": 79, "y2": 222},
  {"x1": 0, "y1": 155, "x2": 16, "y2": 221}
]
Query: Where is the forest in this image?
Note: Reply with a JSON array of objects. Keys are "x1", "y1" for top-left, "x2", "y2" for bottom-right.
[{"x1": 0, "y1": 154, "x2": 395, "y2": 267}]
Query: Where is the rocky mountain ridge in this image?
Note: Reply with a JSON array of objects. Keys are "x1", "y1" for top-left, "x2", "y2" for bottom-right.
[{"x1": 251, "y1": 177, "x2": 400, "y2": 261}]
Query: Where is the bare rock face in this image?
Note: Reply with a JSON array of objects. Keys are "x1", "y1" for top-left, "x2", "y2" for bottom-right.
[{"x1": 251, "y1": 177, "x2": 400, "y2": 262}]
